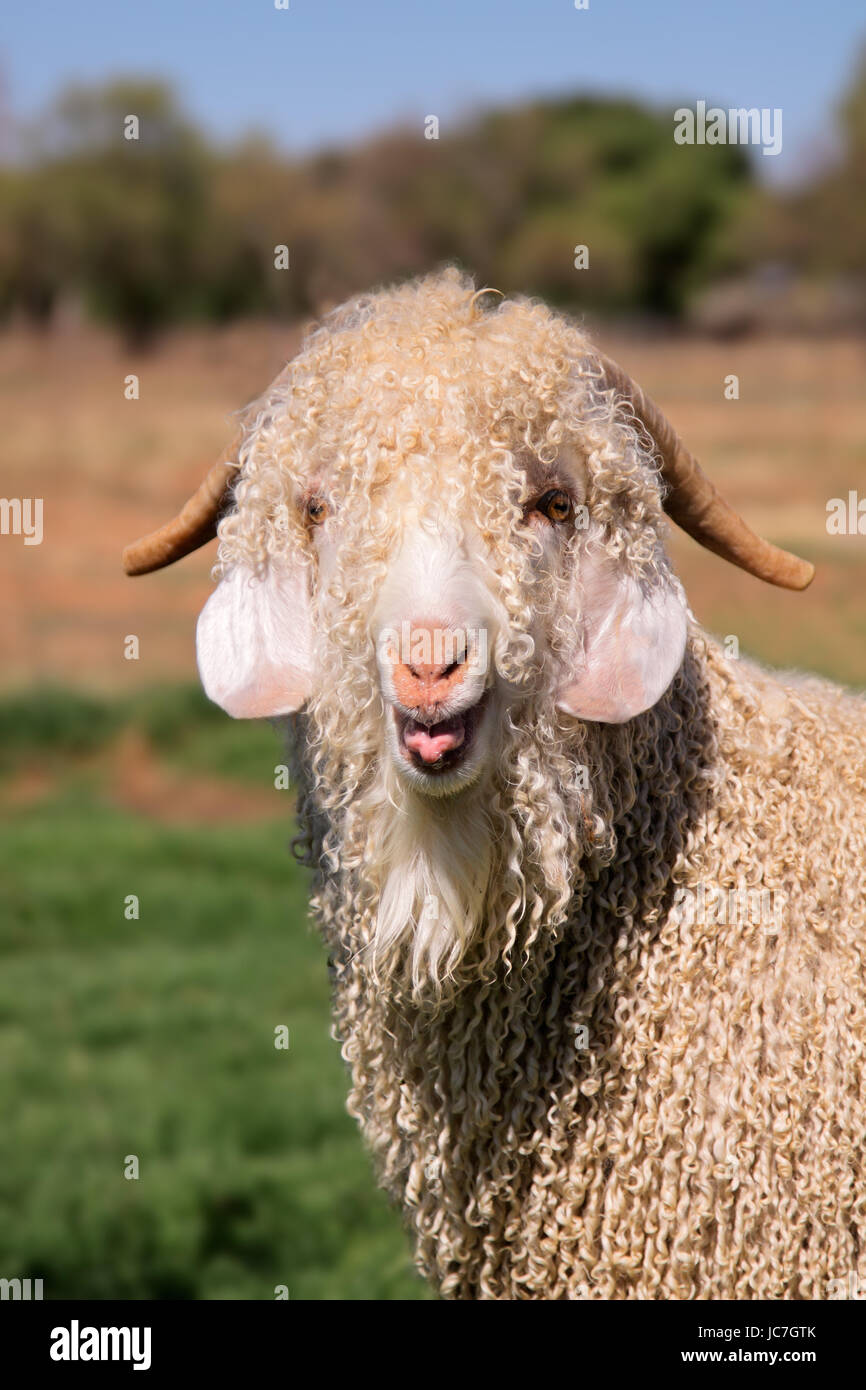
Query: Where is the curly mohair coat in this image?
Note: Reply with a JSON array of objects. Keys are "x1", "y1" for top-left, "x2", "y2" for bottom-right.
[{"x1": 129, "y1": 269, "x2": 866, "y2": 1299}]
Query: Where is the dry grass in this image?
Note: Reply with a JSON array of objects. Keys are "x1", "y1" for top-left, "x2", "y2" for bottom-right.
[
  {"x1": 2, "y1": 320, "x2": 864, "y2": 690},
  {"x1": 606, "y1": 332, "x2": 866, "y2": 686},
  {"x1": 0, "y1": 320, "x2": 301, "y2": 689}
]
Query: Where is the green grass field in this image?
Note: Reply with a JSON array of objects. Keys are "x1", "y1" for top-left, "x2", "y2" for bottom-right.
[{"x1": 0, "y1": 689, "x2": 429, "y2": 1300}]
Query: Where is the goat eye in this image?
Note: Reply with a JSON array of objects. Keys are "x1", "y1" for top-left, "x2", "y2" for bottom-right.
[
  {"x1": 304, "y1": 496, "x2": 329, "y2": 525},
  {"x1": 534, "y1": 489, "x2": 572, "y2": 524}
]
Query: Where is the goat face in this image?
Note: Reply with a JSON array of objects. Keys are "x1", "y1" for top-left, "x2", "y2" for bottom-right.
[
  {"x1": 196, "y1": 438, "x2": 689, "y2": 802},
  {"x1": 192, "y1": 277, "x2": 699, "y2": 800}
]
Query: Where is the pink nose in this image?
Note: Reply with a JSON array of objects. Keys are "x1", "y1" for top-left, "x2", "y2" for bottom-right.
[{"x1": 390, "y1": 626, "x2": 468, "y2": 710}]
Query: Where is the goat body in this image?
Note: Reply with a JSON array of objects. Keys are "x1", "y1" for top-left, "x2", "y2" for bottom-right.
[
  {"x1": 126, "y1": 270, "x2": 866, "y2": 1299},
  {"x1": 304, "y1": 640, "x2": 866, "y2": 1298}
]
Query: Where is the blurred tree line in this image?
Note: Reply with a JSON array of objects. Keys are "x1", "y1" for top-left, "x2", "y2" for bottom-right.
[{"x1": 0, "y1": 63, "x2": 863, "y2": 346}]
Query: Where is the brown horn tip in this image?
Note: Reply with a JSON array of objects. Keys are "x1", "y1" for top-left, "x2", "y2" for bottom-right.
[
  {"x1": 122, "y1": 437, "x2": 242, "y2": 576},
  {"x1": 662, "y1": 483, "x2": 815, "y2": 591},
  {"x1": 594, "y1": 352, "x2": 815, "y2": 592}
]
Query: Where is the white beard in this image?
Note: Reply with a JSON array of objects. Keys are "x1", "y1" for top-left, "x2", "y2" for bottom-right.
[{"x1": 371, "y1": 762, "x2": 495, "y2": 991}]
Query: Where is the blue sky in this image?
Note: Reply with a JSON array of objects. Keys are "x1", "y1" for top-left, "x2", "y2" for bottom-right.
[{"x1": 3, "y1": 0, "x2": 864, "y2": 181}]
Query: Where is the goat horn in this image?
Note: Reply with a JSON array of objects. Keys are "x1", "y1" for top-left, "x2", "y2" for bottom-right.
[
  {"x1": 121, "y1": 434, "x2": 242, "y2": 576},
  {"x1": 595, "y1": 352, "x2": 814, "y2": 591}
]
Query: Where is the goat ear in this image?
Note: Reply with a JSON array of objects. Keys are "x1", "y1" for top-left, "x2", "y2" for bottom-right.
[
  {"x1": 556, "y1": 537, "x2": 687, "y2": 723},
  {"x1": 196, "y1": 562, "x2": 314, "y2": 718}
]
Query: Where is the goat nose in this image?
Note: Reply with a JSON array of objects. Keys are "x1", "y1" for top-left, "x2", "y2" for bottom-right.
[
  {"x1": 393, "y1": 657, "x2": 467, "y2": 709},
  {"x1": 406, "y1": 657, "x2": 462, "y2": 684},
  {"x1": 389, "y1": 625, "x2": 469, "y2": 709}
]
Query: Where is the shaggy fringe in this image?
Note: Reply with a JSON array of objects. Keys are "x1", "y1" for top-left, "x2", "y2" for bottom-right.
[{"x1": 227, "y1": 270, "x2": 865, "y2": 1298}]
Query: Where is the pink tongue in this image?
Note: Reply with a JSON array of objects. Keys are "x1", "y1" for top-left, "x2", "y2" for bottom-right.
[{"x1": 404, "y1": 716, "x2": 465, "y2": 763}]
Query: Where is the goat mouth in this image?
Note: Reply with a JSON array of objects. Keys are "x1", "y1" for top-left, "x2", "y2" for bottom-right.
[{"x1": 393, "y1": 692, "x2": 490, "y2": 776}]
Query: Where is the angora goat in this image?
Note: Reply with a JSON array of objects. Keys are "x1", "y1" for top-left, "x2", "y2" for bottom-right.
[{"x1": 124, "y1": 269, "x2": 866, "y2": 1300}]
